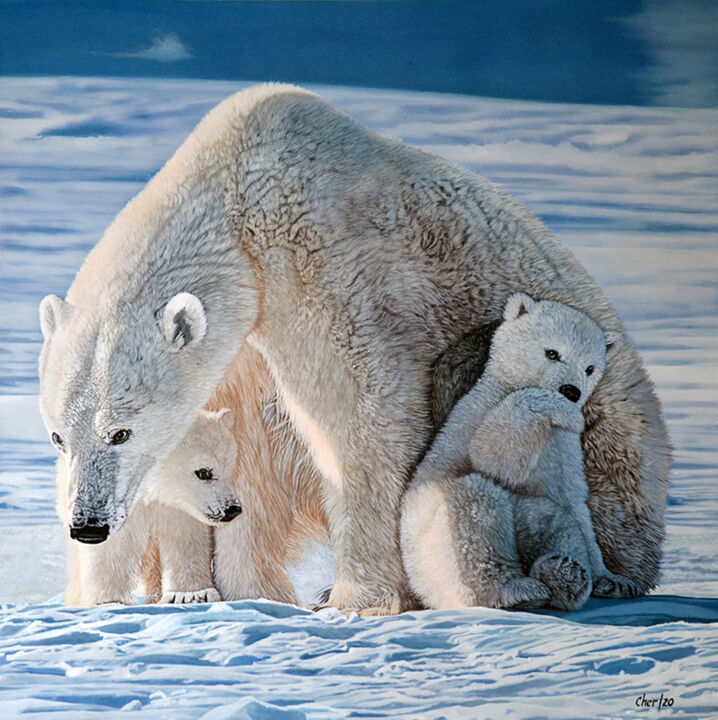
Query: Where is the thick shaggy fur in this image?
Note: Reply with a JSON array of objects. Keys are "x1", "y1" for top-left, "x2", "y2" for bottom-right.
[
  {"x1": 59, "y1": 410, "x2": 240, "y2": 605},
  {"x1": 39, "y1": 84, "x2": 670, "y2": 613},
  {"x1": 206, "y1": 344, "x2": 329, "y2": 605},
  {"x1": 402, "y1": 295, "x2": 639, "y2": 610}
]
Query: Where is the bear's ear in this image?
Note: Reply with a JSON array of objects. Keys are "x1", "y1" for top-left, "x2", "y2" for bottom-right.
[
  {"x1": 605, "y1": 330, "x2": 623, "y2": 357},
  {"x1": 215, "y1": 407, "x2": 234, "y2": 428},
  {"x1": 503, "y1": 292, "x2": 536, "y2": 322},
  {"x1": 39, "y1": 294, "x2": 72, "y2": 341},
  {"x1": 161, "y1": 293, "x2": 207, "y2": 352}
]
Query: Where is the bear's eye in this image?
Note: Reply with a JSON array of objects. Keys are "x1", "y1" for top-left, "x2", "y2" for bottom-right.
[
  {"x1": 195, "y1": 468, "x2": 213, "y2": 481},
  {"x1": 545, "y1": 349, "x2": 561, "y2": 362},
  {"x1": 106, "y1": 428, "x2": 132, "y2": 446},
  {"x1": 586, "y1": 365, "x2": 595, "y2": 376},
  {"x1": 51, "y1": 432, "x2": 65, "y2": 451}
]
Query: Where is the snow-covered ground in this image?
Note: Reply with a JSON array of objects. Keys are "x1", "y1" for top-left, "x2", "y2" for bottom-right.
[{"x1": 1, "y1": 78, "x2": 717, "y2": 718}]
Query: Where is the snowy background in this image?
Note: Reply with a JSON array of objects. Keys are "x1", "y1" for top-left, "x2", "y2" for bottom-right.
[{"x1": 1, "y1": 78, "x2": 717, "y2": 717}]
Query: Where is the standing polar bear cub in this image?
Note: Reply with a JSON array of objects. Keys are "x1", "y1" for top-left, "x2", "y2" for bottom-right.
[
  {"x1": 401, "y1": 294, "x2": 639, "y2": 611},
  {"x1": 60, "y1": 409, "x2": 241, "y2": 606}
]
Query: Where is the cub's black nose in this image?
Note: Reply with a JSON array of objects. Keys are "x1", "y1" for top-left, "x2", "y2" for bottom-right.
[
  {"x1": 70, "y1": 521, "x2": 110, "y2": 544},
  {"x1": 221, "y1": 504, "x2": 242, "y2": 522},
  {"x1": 559, "y1": 384, "x2": 581, "y2": 403}
]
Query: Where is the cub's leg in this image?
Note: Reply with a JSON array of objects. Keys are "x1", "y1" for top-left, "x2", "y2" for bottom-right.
[
  {"x1": 515, "y1": 497, "x2": 592, "y2": 611},
  {"x1": 213, "y1": 506, "x2": 298, "y2": 605},
  {"x1": 150, "y1": 504, "x2": 220, "y2": 604},
  {"x1": 139, "y1": 533, "x2": 162, "y2": 603},
  {"x1": 401, "y1": 474, "x2": 549, "y2": 610},
  {"x1": 567, "y1": 500, "x2": 640, "y2": 599}
]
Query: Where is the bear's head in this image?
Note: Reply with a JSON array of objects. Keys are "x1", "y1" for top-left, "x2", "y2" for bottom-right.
[
  {"x1": 143, "y1": 408, "x2": 242, "y2": 526},
  {"x1": 487, "y1": 292, "x2": 622, "y2": 407},
  {"x1": 38, "y1": 290, "x2": 236, "y2": 544}
]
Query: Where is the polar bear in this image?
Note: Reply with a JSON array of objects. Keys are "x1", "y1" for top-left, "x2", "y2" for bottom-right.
[
  {"x1": 38, "y1": 84, "x2": 670, "y2": 614},
  {"x1": 60, "y1": 409, "x2": 241, "y2": 606},
  {"x1": 401, "y1": 294, "x2": 640, "y2": 611}
]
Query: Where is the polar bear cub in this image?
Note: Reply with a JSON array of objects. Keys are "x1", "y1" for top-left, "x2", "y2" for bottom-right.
[
  {"x1": 401, "y1": 293, "x2": 639, "y2": 611},
  {"x1": 60, "y1": 408, "x2": 241, "y2": 605}
]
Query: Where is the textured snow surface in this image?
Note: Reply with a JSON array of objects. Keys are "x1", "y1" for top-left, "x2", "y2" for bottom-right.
[{"x1": 1, "y1": 78, "x2": 717, "y2": 718}]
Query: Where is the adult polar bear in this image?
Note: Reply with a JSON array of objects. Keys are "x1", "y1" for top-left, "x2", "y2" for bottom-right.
[{"x1": 38, "y1": 84, "x2": 670, "y2": 614}]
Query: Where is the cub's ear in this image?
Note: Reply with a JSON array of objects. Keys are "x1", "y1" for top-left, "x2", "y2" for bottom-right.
[
  {"x1": 215, "y1": 408, "x2": 235, "y2": 428},
  {"x1": 503, "y1": 292, "x2": 536, "y2": 322},
  {"x1": 39, "y1": 294, "x2": 72, "y2": 341},
  {"x1": 161, "y1": 293, "x2": 207, "y2": 351},
  {"x1": 605, "y1": 330, "x2": 624, "y2": 357}
]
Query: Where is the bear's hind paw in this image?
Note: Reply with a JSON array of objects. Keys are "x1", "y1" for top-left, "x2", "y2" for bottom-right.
[
  {"x1": 160, "y1": 588, "x2": 221, "y2": 604},
  {"x1": 495, "y1": 577, "x2": 550, "y2": 610},
  {"x1": 592, "y1": 574, "x2": 640, "y2": 599},
  {"x1": 530, "y1": 553, "x2": 591, "y2": 611}
]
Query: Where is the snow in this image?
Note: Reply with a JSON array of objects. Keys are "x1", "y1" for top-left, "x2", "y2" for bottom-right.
[{"x1": 1, "y1": 77, "x2": 717, "y2": 717}]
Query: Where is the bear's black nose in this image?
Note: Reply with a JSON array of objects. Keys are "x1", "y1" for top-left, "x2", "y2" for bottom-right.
[
  {"x1": 220, "y1": 504, "x2": 242, "y2": 522},
  {"x1": 559, "y1": 384, "x2": 581, "y2": 403},
  {"x1": 70, "y1": 520, "x2": 110, "y2": 544}
]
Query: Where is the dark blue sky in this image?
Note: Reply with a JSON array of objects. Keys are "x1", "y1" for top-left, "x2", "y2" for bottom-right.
[{"x1": 1, "y1": 0, "x2": 717, "y2": 106}]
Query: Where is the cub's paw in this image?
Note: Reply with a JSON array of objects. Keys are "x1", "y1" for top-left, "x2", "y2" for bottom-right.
[
  {"x1": 495, "y1": 577, "x2": 550, "y2": 610},
  {"x1": 160, "y1": 588, "x2": 221, "y2": 604},
  {"x1": 530, "y1": 553, "x2": 591, "y2": 611},
  {"x1": 592, "y1": 573, "x2": 640, "y2": 599}
]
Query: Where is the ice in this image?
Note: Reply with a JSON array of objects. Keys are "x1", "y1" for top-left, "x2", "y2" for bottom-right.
[{"x1": 1, "y1": 77, "x2": 717, "y2": 717}]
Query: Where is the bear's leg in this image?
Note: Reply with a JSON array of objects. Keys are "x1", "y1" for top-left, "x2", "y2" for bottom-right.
[
  {"x1": 139, "y1": 533, "x2": 162, "y2": 603},
  {"x1": 401, "y1": 474, "x2": 549, "y2": 610},
  {"x1": 150, "y1": 504, "x2": 220, "y2": 604},
  {"x1": 323, "y1": 415, "x2": 430, "y2": 616},
  {"x1": 66, "y1": 503, "x2": 149, "y2": 606},
  {"x1": 213, "y1": 509, "x2": 298, "y2": 605},
  {"x1": 516, "y1": 497, "x2": 592, "y2": 611}
]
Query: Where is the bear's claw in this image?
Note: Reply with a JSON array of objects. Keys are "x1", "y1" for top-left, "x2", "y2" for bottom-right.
[
  {"x1": 592, "y1": 574, "x2": 640, "y2": 599},
  {"x1": 495, "y1": 576, "x2": 550, "y2": 610},
  {"x1": 160, "y1": 588, "x2": 221, "y2": 604},
  {"x1": 530, "y1": 553, "x2": 591, "y2": 611}
]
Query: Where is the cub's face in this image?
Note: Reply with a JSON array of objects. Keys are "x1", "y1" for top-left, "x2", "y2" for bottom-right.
[
  {"x1": 489, "y1": 293, "x2": 621, "y2": 408},
  {"x1": 146, "y1": 408, "x2": 242, "y2": 526}
]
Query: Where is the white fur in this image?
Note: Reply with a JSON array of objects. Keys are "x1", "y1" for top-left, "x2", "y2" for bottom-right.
[
  {"x1": 39, "y1": 84, "x2": 669, "y2": 612},
  {"x1": 402, "y1": 295, "x2": 639, "y2": 611},
  {"x1": 401, "y1": 483, "x2": 473, "y2": 609},
  {"x1": 61, "y1": 409, "x2": 240, "y2": 605}
]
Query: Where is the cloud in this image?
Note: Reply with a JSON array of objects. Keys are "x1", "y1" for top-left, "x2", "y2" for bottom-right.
[
  {"x1": 113, "y1": 34, "x2": 192, "y2": 63},
  {"x1": 623, "y1": 0, "x2": 718, "y2": 108}
]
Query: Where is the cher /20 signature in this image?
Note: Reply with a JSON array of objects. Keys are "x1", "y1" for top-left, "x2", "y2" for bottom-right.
[{"x1": 636, "y1": 692, "x2": 676, "y2": 709}]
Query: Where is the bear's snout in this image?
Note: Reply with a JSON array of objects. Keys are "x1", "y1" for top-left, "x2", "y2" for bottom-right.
[
  {"x1": 220, "y1": 504, "x2": 242, "y2": 522},
  {"x1": 559, "y1": 384, "x2": 581, "y2": 403},
  {"x1": 69, "y1": 519, "x2": 110, "y2": 544}
]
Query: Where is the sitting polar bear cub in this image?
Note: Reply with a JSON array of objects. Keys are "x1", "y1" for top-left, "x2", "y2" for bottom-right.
[
  {"x1": 401, "y1": 293, "x2": 639, "y2": 611},
  {"x1": 60, "y1": 408, "x2": 242, "y2": 605}
]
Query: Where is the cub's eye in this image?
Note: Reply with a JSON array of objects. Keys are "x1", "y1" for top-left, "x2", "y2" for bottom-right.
[
  {"x1": 586, "y1": 365, "x2": 595, "y2": 376},
  {"x1": 545, "y1": 349, "x2": 561, "y2": 362},
  {"x1": 195, "y1": 468, "x2": 213, "y2": 481},
  {"x1": 106, "y1": 428, "x2": 132, "y2": 445},
  {"x1": 51, "y1": 432, "x2": 65, "y2": 451}
]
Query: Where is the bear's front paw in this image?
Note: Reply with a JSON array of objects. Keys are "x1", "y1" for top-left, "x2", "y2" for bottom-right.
[
  {"x1": 552, "y1": 404, "x2": 584, "y2": 434},
  {"x1": 592, "y1": 574, "x2": 640, "y2": 599},
  {"x1": 160, "y1": 587, "x2": 221, "y2": 604},
  {"x1": 530, "y1": 553, "x2": 591, "y2": 611}
]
